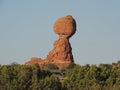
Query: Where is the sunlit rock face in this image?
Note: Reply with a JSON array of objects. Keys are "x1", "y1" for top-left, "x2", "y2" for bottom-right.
[
  {"x1": 25, "y1": 15, "x2": 76, "y2": 67},
  {"x1": 45, "y1": 15, "x2": 76, "y2": 67},
  {"x1": 54, "y1": 15, "x2": 76, "y2": 38}
]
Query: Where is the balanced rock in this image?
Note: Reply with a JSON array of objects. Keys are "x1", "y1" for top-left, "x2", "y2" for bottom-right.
[
  {"x1": 45, "y1": 15, "x2": 76, "y2": 67},
  {"x1": 25, "y1": 15, "x2": 76, "y2": 67},
  {"x1": 54, "y1": 15, "x2": 76, "y2": 38}
]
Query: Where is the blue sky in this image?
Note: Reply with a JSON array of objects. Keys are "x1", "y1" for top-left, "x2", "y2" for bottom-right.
[{"x1": 0, "y1": 0, "x2": 120, "y2": 65}]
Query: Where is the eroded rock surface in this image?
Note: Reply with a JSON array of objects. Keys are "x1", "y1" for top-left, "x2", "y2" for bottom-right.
[
  {"x1": 25, "y1": 15, "x2": 76, "y2": 67},
  {"x1": 54, "y1": 15, "x2": 76, "y2": 38}
]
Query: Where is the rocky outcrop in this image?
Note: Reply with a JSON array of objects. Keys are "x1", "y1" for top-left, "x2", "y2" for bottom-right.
[
  {"x1": 54, "y1": 15, "x2": 76, "y2": 38},
  {"x1": 25, "y1": 57, "x2": 45, "y2": 66},
  {"x1": 25, "y1": 15, "x2": 76, "y2": 67},
  {"x1": 45, "y1": 37, "x2": 73, "y2": 66}
]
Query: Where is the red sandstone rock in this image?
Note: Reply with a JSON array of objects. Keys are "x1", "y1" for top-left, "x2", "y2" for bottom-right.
[
  {"x1": 54, "y1": 15, "x2": 76, "y2": 38},
  {"x1": 25, "y1": 57, "x2": 45, "y2": 66},
  {"x1": 45, "y1": 37, "x2": 73, "y2": 66},
  {"x1": 25, "y1": 15, "x2": 76, "y2": 68}
]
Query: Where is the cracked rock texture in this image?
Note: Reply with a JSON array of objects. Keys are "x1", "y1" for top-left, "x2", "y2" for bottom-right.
[{"x1": 25, "y1": 15, "x2": 76, "y2": 67}]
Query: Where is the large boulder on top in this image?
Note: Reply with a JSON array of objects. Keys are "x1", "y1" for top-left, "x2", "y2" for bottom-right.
[
  {"x1": 54, "y1": 15, "x2": 76, "y2": 38},
  {"x1": 25, "y1": 15, "x2": 77, "y2": 68}
]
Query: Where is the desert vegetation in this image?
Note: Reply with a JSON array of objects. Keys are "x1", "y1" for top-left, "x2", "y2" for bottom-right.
[{"x1": 0, "y1": 61, "x2": 120, "y2": 90}]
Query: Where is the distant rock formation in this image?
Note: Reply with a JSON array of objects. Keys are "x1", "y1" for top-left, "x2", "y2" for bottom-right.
[
  {"x1": 9, "y1": 62, "x2": 19, "y2": 66},
  {"x1": 25, "y1": 15, "x2": 76, "y2": 67}
]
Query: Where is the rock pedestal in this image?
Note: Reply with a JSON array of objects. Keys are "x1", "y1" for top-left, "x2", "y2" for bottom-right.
[
  {"x1": 45, "y1": 37, "x2": 73, "y2": 66},
  {"x1": 25, "y1": 15, "x2": 76, "y2": 67}
]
